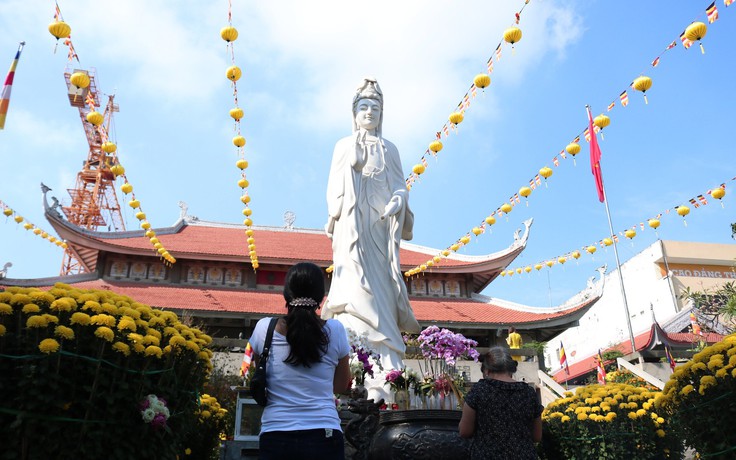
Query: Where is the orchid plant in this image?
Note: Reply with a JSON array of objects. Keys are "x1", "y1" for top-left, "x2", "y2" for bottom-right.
[{"x1": 346, "y1": 328, "x2": 382, "y2": 386}]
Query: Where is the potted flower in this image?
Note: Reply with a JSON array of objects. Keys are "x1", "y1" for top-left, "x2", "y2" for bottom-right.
[
  {"x1": 384, "y1": 369, "x2": 411, "y2": 409},
  {"x1": 346, "y1": 328, "x2": 382, "y2": 400}
]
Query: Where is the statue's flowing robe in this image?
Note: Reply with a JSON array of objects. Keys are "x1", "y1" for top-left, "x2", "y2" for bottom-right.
[{"x1": 322, "y1": 132, "x2": 420, "y2": 371}]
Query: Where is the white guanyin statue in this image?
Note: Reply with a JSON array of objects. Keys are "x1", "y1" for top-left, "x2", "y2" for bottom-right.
[{"x1": 322, "y1": 78, "x2": 421, "y2": 402}]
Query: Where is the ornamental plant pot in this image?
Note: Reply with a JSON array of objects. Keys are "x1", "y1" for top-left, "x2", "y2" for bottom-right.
[{"x1": 369, "y1": 409, "x2": 470, "y2": 460}]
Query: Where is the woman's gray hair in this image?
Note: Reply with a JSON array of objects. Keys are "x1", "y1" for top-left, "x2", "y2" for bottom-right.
[{"x1": 481, "y1": 346, "x2": 518, "y2": 375}]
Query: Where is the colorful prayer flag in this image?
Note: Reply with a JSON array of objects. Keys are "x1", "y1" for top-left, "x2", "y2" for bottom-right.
[
  {"x1": 689, "y1": 198, "x2": 699, "y2": 209},
  {"x1": 553, "y1": 156, "x2": 559, "y2": 167},
  {"x1": 240, "y1": 342, "x2": 254, "y2": 377},
  {"x1": 726, "y1": 0, "x2": 733, "y2": 7},
  {"x1": 0, "y1": 42, "x2": 24, "y2": 130},
  {"x1": 651, "y1": 56, "x2": 660, "y2": 67},
  {"x1": 495, "y1": 44, "x2": 502, "y2": 61},
  {"x1": 587, "y1": 107, "x2": 605, "y2": 202},
  {"x1": 443, "y1": 124, "x2": 450, "y2": 137},
  {"x1": 664, "y1": 343, "x2": 676, "y2": 373},
  {"x1": 596, "y1": 349, "x2": 607, "y2": 384},
  {"x1": 620, "y1": 91, "x2": 629, "y2": 107},
  {"x1": 487, "y1": 59, "x2": 494, "y2": 74},
  {"x1": 584, "y1": 128, "x2": 591, "y2": 143},
  {"x1": 706, "y1": 2, "x2": 719, "y2": 22},
  {"x1": 667, "y1": 40, "x2": 677, "y2": 50},
  {"x1": 559, "y1": 341, "x2": 569, "y2": 374},
  {"x1": 698, "y1": 194, "x2": 708, "y2": 205},
  {"x1": 690, "y1": 313, "x2": 702, "y2": 336},
  {"x1": 607, "y1": 101, "x2": 615, "y2": 111},
  {"x1": 680, "y1": 31, "x2": 693, "y2": 49}
]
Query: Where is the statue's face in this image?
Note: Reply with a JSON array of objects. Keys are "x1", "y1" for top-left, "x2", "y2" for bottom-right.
[{"x1": 354, "y1": 98, "x2": 381, "y2": 131}]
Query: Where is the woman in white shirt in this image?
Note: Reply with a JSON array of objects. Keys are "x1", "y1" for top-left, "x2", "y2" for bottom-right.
[{"x1": 250, "y1": 262, "x2": 352, "y2": 460}]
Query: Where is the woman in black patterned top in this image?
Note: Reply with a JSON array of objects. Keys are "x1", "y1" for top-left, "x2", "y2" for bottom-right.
[{"x1": 459, "y1": 346, "x2": 543, "y2": 459}]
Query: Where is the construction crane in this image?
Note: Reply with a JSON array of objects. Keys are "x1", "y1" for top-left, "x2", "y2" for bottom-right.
[{"x1": 59, "y1": 67, "x2": 125, "y2": 275}]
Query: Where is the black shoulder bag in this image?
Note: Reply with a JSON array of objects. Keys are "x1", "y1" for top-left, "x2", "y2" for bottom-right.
[{"x1": 250, "y1": 317, "x2": 278, "y2": 407}]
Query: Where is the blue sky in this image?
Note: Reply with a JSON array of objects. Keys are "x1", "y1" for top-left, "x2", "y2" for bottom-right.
[{"x1": 1, "y1": 1, "x2": 734, "y2": 309}]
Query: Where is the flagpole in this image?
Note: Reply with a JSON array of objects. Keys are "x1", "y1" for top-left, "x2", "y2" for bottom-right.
[{"x1": 586, "y1": 105, "x2": 637, "y2": 355}]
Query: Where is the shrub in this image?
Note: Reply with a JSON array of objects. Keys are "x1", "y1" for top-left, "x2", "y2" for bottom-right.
[
  {"x1": 540, "y1": 383, "x2": 683, "y2": 460},
  {"x1": 655, "y1": 333, "x2": 736, "y2": 457},
  {"x1": 0, "y1": 284, "x2": 217, "y2": 459}
]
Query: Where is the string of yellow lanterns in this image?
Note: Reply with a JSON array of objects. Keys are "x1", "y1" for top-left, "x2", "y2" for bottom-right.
[
  {"x1": 405, "y1": 1, "x2": 533, "y2": 190},
  {"x1": 0, "y1": 200, "x2": 68, "y2": 250},
  {"x1": 497, "y1": 179, "x2": 730, "y2": 279},
  {"x1": 47, "y1": 3, "x2": 78, "y2": 62},
  {"x1": 222, "y1": 2, "x2": 258, "y2": 271},
  {"x1": 406, "y1": 4, "x2": 729, "y2": 276}
]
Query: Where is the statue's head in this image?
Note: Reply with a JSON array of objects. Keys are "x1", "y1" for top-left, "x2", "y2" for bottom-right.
[{"x1": 352, "y1": 78, "x2": 383, "y2": 134}]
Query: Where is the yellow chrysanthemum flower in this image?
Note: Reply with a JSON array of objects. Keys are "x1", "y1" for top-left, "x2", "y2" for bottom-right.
[
  {"x1": 656, "y1": 429, "x2": 665, "y2": 438},
  {"x1": 54, "y1": 325, "x2": 75, "y2": 340},
  {"x1": 50, "y1": 298, "x2": 75, "y2": 312},
  {"x1": 560, "y1": 415, "x2": 571, "y2": 423},
  {"x1": 133, "y1": 342, "x2": 146, "y2": 354},
  {"x1": 43, "y1": 314, "x2": 59, "y2": 324},
  {"x1": 577, "y1": 413, "x2": 588, "y2": 421},
  {"x1": 117, "y1": 316, "x2": 137, "y2": 332},
  {"x1": 185, "y1": 341, "x2": 200, "y2": 353},
  {"x1": 169, "y1": 335, "x2": 187, "y2": 348},
  {"x1": 94, "y1": 326, "x2": 115, "y2": 342},
  {"x1": 127, "y1": 332, "x2": 144, "y2": 343},
  {"x1": 149, "y1": 316, "x2": 166, "y2": 327},
  {"x1": 82, "y1": 301, "x2": 102, "y2": 313},
  {"x1": 680, "y1": 385, "x2": 695, "y2": 396},
  {"x1": 0, "y1": 303, "x2": 14, "y2": 315},
  {"x1": 39, "y1": 338, "x2": 60, "y2": 354},
  {"x1": 143, "y1": 335, "x2": 160, "y2": 346},
  {"x1": 144, "y1": 345, "x2": 163, "y2": 358},
  {"x1": 628, "y1": 412, "x2": 638, "y2": 420},
  {"x1": 636, "y1": 409, "x2": 646, "y2": 417},
  {"x1": 0, "y1": 324, "x2": 6, "y2": 336},
  {"x1": 147, "y1": 328, "x2": 162, "y2": 340},
  {"x1": 29, "y1": 291, "x2": 55, "y2": 305},
  {"x1": 90, "y1": 314, "x2": 116, "y2": 327},
  {"x1": 26, "y1": 315, "x2": 48, "y2": 328},
  {"x1": 70, "y1": 312, "x2": 91, "y2": 326},
  {"x1": 112, "y1": 341, "x2": 131, "y2": 356},
  {"x1": 22, "y1": 303, "x2": 41, "y2": 314},
  {"x1": 10, "y1": 294, "x2": 32, "y2": 306}
]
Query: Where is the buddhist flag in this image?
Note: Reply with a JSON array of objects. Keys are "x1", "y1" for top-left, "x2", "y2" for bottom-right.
[
  {"x1": 664, "y1": 343, "x2": 676, "y2": 373},
  {"x1": 651, "y1": 56, "x2": 660, "y2": 67},
  {"x1": 607, "y1": 101, "x2": 615, "y2": 111},
  {"x1": 596, "y1": 349, "x2": 607, "y2": 384},
  {"x1": 559, "y1": 341, "x2": 569, "y2": 374},
  {"x1": 706, "y1": 2, "x2": 719, "y2": 23},
  {"x1": 0, "y1": 42, "x2": 25, "y2": 130},
  {"x1": 587, "y1": 106, "x2": 605, "y2": 202},
  {"x1": 666, "y1": 40, "x2": 677, "y2": 50},
  {"x1": 619, "y1": 91, "x2": 629, "y2": 107},
  {"x1": 680, "y1": 30, "x2": 694, "y2": 49},
  {"x1": 240, "y1": 342, "x2": 254, "y2": 377},
  {"x1": 726, "y1": 0, "x2": 733, "y2": 7}
]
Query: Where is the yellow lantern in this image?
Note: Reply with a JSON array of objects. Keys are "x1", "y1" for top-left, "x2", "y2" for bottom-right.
[
  {"x1": 539, "y1": 167, "x2": 553, "y2": 186},
  {"x1": 33, "y1": 228, "x2": 42, "y2": 235},
  {"x1": 500, "y1": 271, "x2": 506, "y2": 277},
  {"x1": 572, "y1": 251, "x2": 581, "y2": 260},
  {"x1": 157, "y1": 248, "x2": 166, "y2": 255},
  {"x1": 140, "y1": 221, "x2": 151, "y2": 230},
  {"x1": 676, "y1": 205, "x2": 690, "y2": 226},
  {"x1": 129, "y1": 199, "x2": 141, "y2": 209},
  {"x1": 500, "y1": 203, "x2": 512, "y2": 215},
  {"x1": 515, "y1": 268, "x2": 522, "y2": 274},
  {"x1": 603, "y1": 238, "x2": 613, "y2": 247},
  {"x1": 412, "y1": 164, "x2": 426, "y2": 175},
  {"x1": 710, "y1": 187, "x2": 725, "y2": 208},
  {"x1": 41, "y1": 232, "x2": 48, "y2": 239},
  {"x1": 442, "y1": 250, "x2": 450, "y2": 257},
  {"x1": 247, "y1": 237, "x2": 255, "y2": 245},
  {"x1": 534, "y1": 263, "x2": 543, "y2": 271},
  {"x1": 243, "y1": 208, "x2": 252, "y2": 217},
  {"x1": 135, "y1": 211, "x2": 146, "y2": 220},
  {"x1": 240, "y1": 194, "x2": 251, "y2": 204},
  {"x1": 86, "y1": 111, "x2": 104, "y2": 126},
  {"x1": 503, "y1": 27, "x2": 522, "y2": 52},
  {"x1": 558, "y1": 257, "x2": 567, "y2": 265},
  {"x1": 49, "y1": 236, "x2": 57, "y2": 243},
  {"x1": 632, "y1": 76, "x2": 653, "y2": 104},
  {"x1": 238, "y1": 178, "x2": 249, "y2": 188},
  {"x1": 236, "y1": 159, "x2": 248, "y2": 170},
  {"x1": 110, "y1": 164, "x2": 125, "y2": 176},
  {"x1": 70, "y1": 71, "x2": 90, "y2": 91},
  {"x1": 61, "y1": 242, "x2": 68, "y2": 249},
  {"x1": 429, "y1": 140, "x2": 443, "y2": 153},
  {"x1": 449, "y1": 111, "x2": 464, "y2": 126},
  {"x1": 48, "y1": 20, "x2": 71, "y2": 40},
  {"x1": 150, "y1": 237, "x2": 159, "y2": 244},
  {"x1": 233, "y1": 136, "x2": 246, "y2": 147},
  {"x1": 519, "y1": 186, "x2": 531, "y2": 205},
  {"x1": 684, "y1": 21, "x2": 708, "y2": 54},
  {"x1": 648, "y1": 218, "x2": 660, "y2": 229},
  {"x1": 545, "y1": 260, "x2": 554, "y2": 268},
  {"x1": 507, "y1": 270, "x2": 514, "y2": 277},
  {"x1": 450, "y1": 244, "x2": 460, "y2": 252},
  {"x1": 524, "y1": 266, "x2": 532, "y2": 273},
  {"x1": 565, "y1": 142, "x2": 581, "y2": 164},
  {"x1": 593, "y1": 114, "x2": 610, "y2": 139},
  {"x1": 153, "y1": 242, "x2": 163, "y2": 250},
  {"x1": 3, "y1": 208, "x2": 13, "y2": 216},
  {"x1": 121, "y1": 183, "x2": 133, "y2": 194},
  {"x1": 473, "y1": 73, "x2": 490, "y2": 89},
  {"x1": 460, "y1": 235, "x2": 471, "y2": 245},
  {"x1": 23, "y1": 223, "x2": 33, "y2": 230},
  {"x1": 230, "y1": 107, "x2": 244, "y2": 121},
  {"x1": 245, "y1": 229, "x2": 254, "y2": 237},
  {"x1": 427, "y1": 260, "x2": 434, "y2": 267},
  {"x1": 420, "y1": 264, "x2": 428, "y2": 272},
  {"x1": 226, "y1": 66, "x2": 242, "y2": 82},
  {"x1": 472, "y1": 227, "x2": 482, "y2": 236},
  {"x1": 485, "y1": 215, "x2": 496, "y2": 226},
  {"x1": 145, "y1": 230, "x2": 155, "y2": 238},
  {"x1": 244, "y1": 218, "x2": 253, "y2": 227},
  {"x1": 101, "y1": 142, "x2": 117, "y2": 153},
  {"x1": 220, "y1": 26, "x2": 239, "y2": 42},
  {"x1": 433, "y1": 256, "x2": 441, "y2": 264},
  {"x1": 13, "y1": 215, "x2": 23, "y2": 223},
  {"x1": 625, "y1": 229, "x2": 636, "y2": 239}
]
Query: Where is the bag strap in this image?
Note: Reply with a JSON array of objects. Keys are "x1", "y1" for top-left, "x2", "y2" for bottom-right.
[{"x1": 259, "y1": 317, "x2": 279, "y2": 368}]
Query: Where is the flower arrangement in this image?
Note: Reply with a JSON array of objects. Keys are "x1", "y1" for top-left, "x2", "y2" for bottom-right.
[
  {"x1": 540, "y1": 383, "x2": 683, "y2": 460},
  {"x1": 140, "y1": 394, "x2": 170, "y2": 430},
  {"x1": 655, "y1": 333, "x2": 736, "y2": 458},
  {"x1": 0, "y1": 284, "x2": 219, "y2": 459},
  {"x1": 346, "y1": 328, "x2": 382, "y2": 386}
]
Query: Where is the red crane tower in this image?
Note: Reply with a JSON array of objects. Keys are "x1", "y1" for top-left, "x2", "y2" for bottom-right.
[{"x1": 60, "y1": 67, "x2": 125, "y2": 275}]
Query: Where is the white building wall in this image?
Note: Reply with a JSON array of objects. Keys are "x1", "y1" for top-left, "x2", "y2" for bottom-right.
[{"x1": 544, "y1": 240, "x2": 680, "y2": 372}]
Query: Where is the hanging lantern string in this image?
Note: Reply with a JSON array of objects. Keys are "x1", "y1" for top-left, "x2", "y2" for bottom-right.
[
  {"x1": 222, "y1": 2, "x2": 258, "y2": 271},
  {"x1": 0, "y1": 200, "x2": 68, "y2": 250},
  {"x1": 496, "y1": 175, "x2": 734, "y2": 280},
  {"x1": 414, "y1": 1, "x2": 732, "y2": 274},
  {"x1": 405, "y1": 0, "x2": 533, "y2": 189}
]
